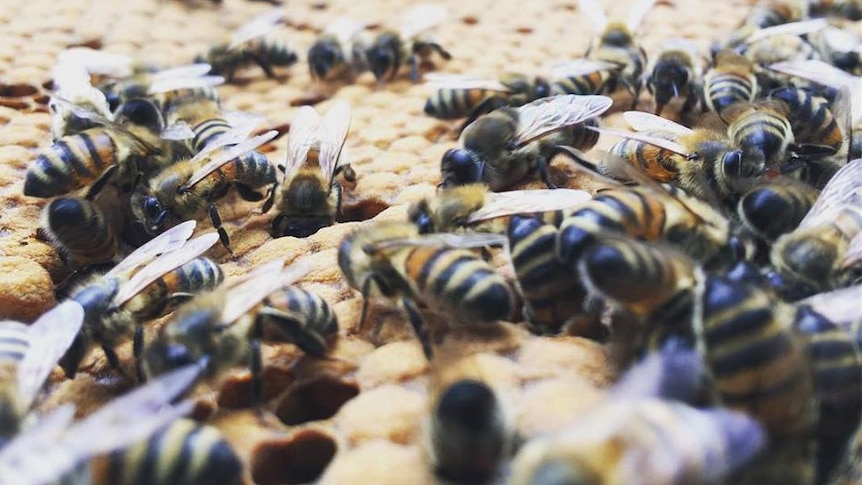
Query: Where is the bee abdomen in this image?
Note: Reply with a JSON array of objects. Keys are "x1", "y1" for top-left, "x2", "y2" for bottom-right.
[
  {"x1": 128, "y1": 256, "x2": 224, "y2": 321},
  {"x1": 233, "y1": 151, "x2": 277, "y2": 188},
  {"x1": 259, "y1": 286, "x2": 338, "y2": 357},
  {"x1": 425, "y1": 89, "x2": 493, "y2": 119},
  {"x1": 94, "y1": 419, "x2": 242, "y2": 485},
  {"x1": 0, "y1": 322, "x2": 28, "y2": 364},
  {"x1": 24, "y1": 131, "x2": 118, "y2": 198},
  {"x1": 45, "y1": 197, "x2": 118, "y2": 266},
  {"x1": 705, "y1": 73, "x2": 755, "y2": 115},
  {"x1": 551, "y1": 70, "x2": 610, "y2": 96},
  {"x1": 192, "y1": 118, "x2": 232, "y2": 152},
  {"x1": 252, "y1": 40, "x2": 299, "y2": 68}
]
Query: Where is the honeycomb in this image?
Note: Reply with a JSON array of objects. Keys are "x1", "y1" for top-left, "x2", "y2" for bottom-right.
[{"x1": 0, "y1": 0, "x2": 759, "y2": 483}]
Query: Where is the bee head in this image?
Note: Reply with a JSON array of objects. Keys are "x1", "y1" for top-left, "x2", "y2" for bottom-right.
[
  {"x1": 366, "y1": 44, "x2": 395, "y2": 81},
  {"x1": 407, "y1": 199, "x2": 435, "y2": 234},
  {"x1": 308, "y1": 41, "x2": 342, "y2": 80},
  {"x1": 440, "y1": 149, "x2": 482, "y2": 187},
  {"x1": 131, "y1": 189, "x2": 169, "y2": 234}
]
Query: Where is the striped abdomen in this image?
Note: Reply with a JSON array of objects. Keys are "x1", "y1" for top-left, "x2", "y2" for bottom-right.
[
  {"x1": 191, "y1": 117, "x2": 232, "y2": 153},
  {"x1": 403, "y1": 246, "x2": 516, "y2": 322},
  {"x1": 0, "y1": 321, "x2": 28, "y2": 365},
  {"x1": 728, "y1": 108, "x2": 794, "y2": 168},
  {"x1": 190, "y1": 150, "x2": 276, "y2": 199},
  {"x1": 258, "y1": 286, "x2": 339, "y2": 357},
  {"x1": 123, "y1": 256, "x2": 224, "y2": 321},
  {"x1": 91, "y1": 419, "x2": 243, "y2": 485},
  {"x1": 424, "y1": 88, "x2": 501, "y2": 119},
  {"x1": 24, "y1": 129, "x2": 119, "y2": 198},
  {"x1": 44, "y1": 197, "x2": 119, "y2": 267},
  {"x1": 508, "y1": 215, "x2": 600, "y2": 337},
  {"x1": 704, "y1": 71, "x2": 756, "y2": 116},
  {"x1": 770, "y1": 87, "x2": 844, "y2": 153},
  {"x1": 737, "y1": 181, "x2": 818, "y2": 241},
  {"x1": 609, "y1": 134, "x2": 682, "y2": 183},
  {"x1": 551, "y1": 69, "x2": 613, "y2": 96},
  {"x1": 698, "y1": 276, "x2": 815, "y2": 438}
]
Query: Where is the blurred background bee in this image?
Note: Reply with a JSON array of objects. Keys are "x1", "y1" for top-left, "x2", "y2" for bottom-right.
[
  {"x1": 733, "y1": 19, "x2": 826, "y2": 91},
  {"x1": 337, "y1": 221, "x2": 517, "y2": 358},
  {"x1": 0, "y1": 301, "x2": 83, "y2": 445},
  {"x1": 577, "y1": 0, "x2": 656, "y2": 107},
  {"x1": 365, "y1": 3, "x2": 452, "y2": 83},
  {"x1": 808, "y1": 0, "x2": 862, "y2": 20},
  {"x1": 308, "y1": 17, "x2": 369, "y2": 82},
  {"x1": 643, "y1": 38, "x2": 703, "y2": 116},
  {"x1": 265, "y1": 101, "x2": 355, "y2": 238},
  {"x1": 438, "y1": 94, "x2": 612, "y2": 191},
  {"x1": 194, "y1": 9, "x2": 298, "y2": 82},
  {"x1": 807, "y1": 21, "x2": 862, "y2": 75}
]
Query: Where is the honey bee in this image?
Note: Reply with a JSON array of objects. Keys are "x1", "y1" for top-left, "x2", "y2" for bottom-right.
[
  {"x1": 89, "y1": 418, "x2": 243, "y2": 485},
  {"x1": 509, "y1": 397, "x2": 766, "y2": 485},
  {"x1": 508, "y1": 215, "x2": 605, "y2": 338},
  {"x1": 0, "y1": 301, "x2": 84, "y2": 444},
  {"x1": 644, "y1": 39, "x2": 703, "y2": 116},
  {"x1": 130, "y1": 129, "x2": 278, "y2": 251},
  {"x1": 162, "y1": 92, "x2": 264, "y2": 159},
  {"x1": 737, "y1": 178, "x2": 819, "y2": 243},
  {"x1": 722, "y1": 100, "x2": 801, "y2": 176},
  {"x1": 0, "y1": 364, "x2": 201, "y2": 484},
  {"x1": 255, "y1": 286, "x2": 339, "y2": 358},
  {"x1": 49, "y1": 59, "x2": 113, "y2": 140},
  {"x1": 702, "y1": 49, "x2": 758, "y2": 117},
  {"x1": 800, "y1": 283, "x2": 862, "y2": 346},
  {"x1": 24, "y1": 98, "x2": 169, "y2": 200},
  {"x1": 337, "y1": 221, "x2": 517, "y2": 358},
  {"x1": 808, "y1": 0, "x2": 862, "y2": 20},
  {"x1": 60, "y1": 222, "x2": 222, "y2": 378},
  {"x1": 365, "y1": 4, "x2": 452, "y2": 83},
  {"x1": 107, "y1": 64, "x2": 223, "y2": 113},
  {"x1": 578, "y1": 0, "x2": 655, "y2": 106},
  {"x1": 423, "y1": 352, "x2": 515, "y2": 484},
  {"x1": 439, "y1": 94, "x2": 612, "y2": 191},
  {"x1": 830, "y1": 421, "x2": 862, "y2": 485},
  {"x1": 546, "y1": 58, "x2": 623, "y2": 97},
  {"x1": 308, "y1": 17, "x2": 369, "y2": 82},
  {"x1": 141, "y1": 259, "x2": 311, "y2": 402},
  {"x1": 194, "y1": 9, "x2": 297, "y2": 82},
  {"x1": 808, "y1": 22, "x2": 862, "y2": 75},
  {"x1": 737, "y1": 20, "x2": 825, "y2": 90},
  {"x1": 745, "y1": 0, "x2": 808, "y2": 28},
  {"x1": 407, "y1": 183, "x2": 592, "y2": 235},
  {"x1": 39, "y1": 194, "x2": 124, "y2": 268},
  {"x1": 265, "y1": 101, "x2": 354, "y2": 238},
  {"x1": 769, "y1": 158, "x2": 862, "y2": 300}
]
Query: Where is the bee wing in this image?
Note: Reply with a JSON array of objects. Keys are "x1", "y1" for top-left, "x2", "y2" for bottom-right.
[
  {"x1": 107, "y1": 220, "x2": 197, "y2": 279},
  {"x1": 467, "y1": 189, "x2": 593, "y2": 223},
  {"x1": 371, "y1": 232, "x2": 509, "y2": 252},
  {"x1": 147, "y1": 75, "x2": 225, "y2": 96},
  {"x1": 0, "y1": 404, "x2": 77, "y2": 485},
  {"x1": 326, "y1": 16, "x2": 367, "y2": 44},
  {"x1": 841, "y1": 231, "x2": 862, "y2": 270},
  {"x1": 768, "y1": 60, "x2": 862, "y2": 122},
  {"x1": 625, "y1": 0, "x2": 656, "y2": 33},
  {"x1": 318, "y1": 101, "x2": 352, "y2": 186},
  {"x1": 283, "y1": 106, "x2": 322, "y2": 181},
  {"x1": 56, "y1": 47, "x2": 135, "y2": 78},
  {"x1": 423, "y1": 73, "x2": 512, "y2": 92},
  {"x1": 578, "y1": 0, "x2": 608, "y2": 34},
  {"x1": 799, "y1": 284, "x2": 862, "y2": 325},
  {"x1": 590, "y1": 124, "x2": 692, "y2": 157},
  {"x1": 623, "y1": 111, "x2": 693, "y2": 136},
  {"x1": 547, "y1": 58, "x2": 622, "y2": 78},
  {"x1": 220, "y1": 259, "x2": 308, "y2": 324},
  {"x1": 51, "y1": 61, "x2": 111, "y2": 118},
  {"x1": 744, "y1": 19, "x2": 828, "y2": 44},
  {"x1": 514, "y1": 94, "x2": 613, "y2": 147},
  {"x1": 15, "y1": 301, "x2": 85, "y2": 409},
  {"x1": 229, "y1": 8, "x2": 283, "y2": 49},
  {"x1": 160, "y1": 121, "x2": 196, "y2": 141},
  {"x1": 798, "y1": 158, "x2": 862, "y2": 229},
  {"x1": 398, "y1": 4, "x2": 447, "y2": 39},
  {"x1": 184, "y1": 130, "x2": 278, "y2": 188},
  {"x1": 47, "y1": 95, "x2": 114, "y2": 126},
  {"x1": 112, "y1": 232, "x2": 220, "y2": 307},
  {"x1": 150, "y1": 63, "x2": 213, "y2": 82}
]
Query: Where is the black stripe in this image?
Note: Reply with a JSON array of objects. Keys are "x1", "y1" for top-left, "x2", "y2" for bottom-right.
[{"x1": 709, "y1": 330, "x2": 794, "y2": 376}]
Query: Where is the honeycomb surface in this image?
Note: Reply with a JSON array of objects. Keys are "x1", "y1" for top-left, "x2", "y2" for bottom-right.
[{"x1": 0, "y1": 0, "x2": 757, "y2": 483}]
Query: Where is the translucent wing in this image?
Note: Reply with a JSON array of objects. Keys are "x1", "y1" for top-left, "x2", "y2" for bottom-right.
[
  {"x1": 49, "y1": 97, "x2": 162, "y2": 154},
  {"x1": 798, "y1": 158, "x2": 862, "y2": 229},
  {"x1": 578, "y1": 0, "x2": 608, "y2": 34},
  {"x1": 284, "y1": 106, "x2": 322, "y2": 181},
  {"x1": 326, "y1": 16, "x2": 367, "y2": 44},
  {"x1": 0, "y1": 405, "x2": 77, "y2": 485},
  {"x1": 744, "y1": 19, "x2": 828, "y2": 44},
  {"x1": 547, "y1": 58, "x2": 622, "y2": 78},
  {"x1": 55, "y1": 47, "x2": 135, "y2": 78},
  {"x1": 107, "y1": 220, "x2": 197, "y2": 279},
  {"x1": 467, "y1": 189, "x2": 593, "y2": 223},
  {"x1": 147, "y1": 75, "x2": 224, "y2": 96},
  {"x1": 841, "y1": 231, "x2": 862, "y2": 270},
  {"x1": 160, "y1": 121, "x2": 196, "y2": 141},
  {"x1": 220, "y1": 260, "x2": 300, "y2": 324},
  {"x1": 371, "y1": 232, "x2": 509, "y2": 251},
  {"x1": 51, "y1": 61, "x2": 111, "y2": 119},
  {"x1": 424, "y1": 73, "x2": 512, "y2": 92},
  {"x1": 151, "y1": 63, "x2": 213, "y2": 82},
  {"x1": 186, "y1": 112, "x2": 266, "y2": 163},
  {"x1": 184, "y1": 130, "x2": 278, "y2": 188},
  {"x1": 626, "y1": 0, "x2": 656, "y2": 33},
  {"x1": 623, "y1": 111, "x2": 693, "y2": 136},
  {"x1": 398, "y1": 4, "x2": 447, "y2": 39},
  {"x1": 514, "y1": 94, "x2": 613, "y2": 147},
  {"x1": 590, "y1": 125, "x2": 691, "y2": 157},
  {"x1": 318, "y1": 101, "x2": 352, "y2": 187},
  {"x1": 16, "y1": 301, "x2": 85, "y2": 409},
  {"x1": 229, "y1": 8, "x2": 283, "y2": 49},
  {"x1": 112, "y1": 232, "x2": 220, "y2": 307},
  {"x1": 799, "y1": 283, "x2": 862, "y2": 325}
]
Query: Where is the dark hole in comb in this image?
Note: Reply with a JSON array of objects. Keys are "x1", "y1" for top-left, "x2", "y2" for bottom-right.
[
  {"x1": 218, "y1": 366, "x2": 295, "y2": 409},
  {"x1": 275, "y1": 374, "x2": 359, "y2": 425},
  {"x1": 0, "y1": 99, "x2": 31, "y2": 110},
  {"x1": 515, "y1": 26, "x2": 534, "y2": 34},
  {"x1": 289, "y1": 93, "x2": 327, "y2": 107},
  {"x1": 251, "y1": 429, "x2": 337, "y2": 485},
  {"x1": 461, "y1": 16, "x2": 478, "y2": 25},
  {"x1": 0, "y1": 83, "x2": 39, "y2": 97},
  {"x1": 339, "y1": 198, "x2": 390, "y2": 223}
]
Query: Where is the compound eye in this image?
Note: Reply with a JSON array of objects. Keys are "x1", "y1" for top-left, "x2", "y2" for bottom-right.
[{"x1": 144, "y1": 197, "x2": 161, "y2": 219}]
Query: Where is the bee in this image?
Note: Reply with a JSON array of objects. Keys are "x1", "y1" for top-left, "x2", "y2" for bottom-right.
[
  {"x1": 255, "y1": 286, "x2": 339, "y2": 358},
  {"x1": 162, "y1": 92, "x2": 264, "y2": 158},
  {"x1": 702, "y1": 50, "x2": 758, "y2": 117},
  {"x1": 194, "y1": 9, "x2": 298, "y2": 82},
  {"x1": 808, "y1": 0, "x2": 862, "y2": 20},
  {"x1": 744, "y1": 0, "x2": 808, "y2": 28},
  {"x1": 24, "y1": 98, "x2": 170, "y2": 200},
  {"x1": 808, "y1": 22, "x2": 862, "y2": 75},
  {"x1": 508, "y1": 215, "x2": 605, "y2": 338},
  {"x1": 0, "y1": 364, "x2": 201, "y2": 484},
  {"x1": 423, "y1": 72, "x2": 554, "y2": 134},
  {"x1": 337, "y1": 221, "x2": 517, "y2": 358},
  {"x1": 736, "y1": 20, "x2": 825, "y2": 90},
  {"x1": 39, "y1": 193, "x2": 124, "y2": 268},
  {"x1": 365, "y1": 4, "x2": 452, "y2": 83},
  {"x1": 737, "y1": 178, "x2": 819, "y2": 242},
  {"x1": 89, "y1": 418, "x2": 243, "y2": 485},
  {"x1": 407, "y1": 183, "x2": 592, "y2": 235},
  {"x1": 546, "y1": 58, "x2": 623, "y2": 97},
  {"x1": 721, "y1": 100, "x2": 799, "y2": 176},
  {"x1": 130, "y1": 129, "x2": 278, "y2": 252},
  {"x1": 509, "y1": 398, "x2": 766, "y2": 485},
  {"x1": 264, "y1": 101, "x2": 354, "y2": 238},
  {"x1": 0, "y1": 301, "x2": 84, "y2": 445},
  {"x1": 141, "y1": 259, "x2": 311, "y2": 402},
  {"x1": 577, "y1": 0, "x2": 655, "y2": 106},
  {"x1": 60, "y1": 222, "x2": 223, "y2": 379},
  {"x1": 423, "y1": 351, "x2": 515, "y2": 484},
  {"x1": 830, "y1": 421, "x2": 862, "y2": 485},
  {"x1": 49, "y1": 59, "x2": 113, "y2": 140},
  {"x1": 644, "y1": 39, "x2": 703, "y2": 116},
  {"x1": 769, "y1": 158, "x2": 862, "y2": 300},
  {"x1": 307, "y1": 17, "x2": 369, "y2": 82},
  {"x1": 107, "y1": 64, "x2": 223, "y2": 113},
  {"x1": 439, "y1": 94, "x2": 612, "y2": 191},
  {"x1": 800, "y1": 283, "x2": 862, "y2": 347}
]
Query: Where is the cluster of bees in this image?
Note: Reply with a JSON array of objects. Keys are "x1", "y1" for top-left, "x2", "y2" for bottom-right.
[{"x1": 2, "y1": 0, "x2": 862, "y2": 484}]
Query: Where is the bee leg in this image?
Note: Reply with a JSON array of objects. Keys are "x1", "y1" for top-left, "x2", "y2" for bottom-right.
[
  {"x1": 250, "y1": 316, "x2": 264, "y2": 407},
  {"x1": 681, "y1": 89, "x2": 698, "y2": 115},
  {"x1": 409, "y1": 53, "x2": 421, "y2": 83},
  {"x1": 357, "y1": 278, "x2": 374, "y2": 335},
  {"x1": 262, "y1": 184, "x2": 277, "y2": 213},
  {"x1": 85, "y1": 165, "x2": 118, "y2": 201},
  {"x1": 133, "y1": 325, "x2": 146, "y2": 383},
  {"x1": 235, "y1": 182, "x2": 264, "y2": 202},
  {"x1": 535, "y1": 153, "x2": 558, "y2": 189},
  {"x1": 208, "y1": 203, "x2": 233, "y2": 254},
  {"x1": 427, "y1": 42, "x2": 452, "y2": 61},
  {"x1": 334, "y1": 163, "x2": 356, "y2": 183},
  {"x1": 400, "y1": 297, "x2": 433, "y2": 359},
  {"x1": 102, "y1": 344, "x2": 122, "y2": 372},
  {"x1": 247, "y1": 51, "x2": 276, "y2": 78}
]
